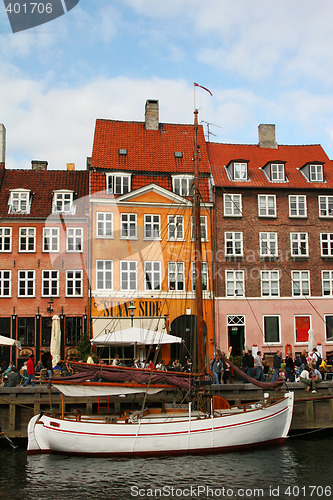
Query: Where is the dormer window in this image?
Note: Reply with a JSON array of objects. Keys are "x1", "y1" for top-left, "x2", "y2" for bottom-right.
[
  {"x1": 8, "y1": 189, "x2": 31, "y2": 214},
  {"x1": 271, "y1": 163, "x2": 285, "y2": 181},
  {"x1": 172, "y1": 175, "x2": 194, "y2": 196},
  {"x1": 309, "y1": 164, "x2": 323, "y2": 182},
  {"x1": 233, "y1": 162, "x2": 247, "y2": 180},
  {"x1": 52, "y1": 190, "x2": 75, "y2": 214},
  {"x1": 106, "y1": 173, "x2": 131, "y2": 195}
]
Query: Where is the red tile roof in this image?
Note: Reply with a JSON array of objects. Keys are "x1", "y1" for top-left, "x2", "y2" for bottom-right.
[
  {"x1": 208, "y1": 142, "x2": 333, "y2": 189},
  {"x1": 0, "y1": 168, "x2": 89, "y2": 219},
  {"x1": 92, "y1": 119, "x2": 210, "y2": 174}
]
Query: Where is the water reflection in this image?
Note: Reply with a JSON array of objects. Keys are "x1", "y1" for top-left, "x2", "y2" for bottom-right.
[{"x1": 1, "y1": 436, "x2": 332, "y2": 500}]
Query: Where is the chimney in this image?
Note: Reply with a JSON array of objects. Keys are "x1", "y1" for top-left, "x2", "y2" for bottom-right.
[
  {"x1": 67, "y1": 163, "x2": 75, "y2": 171},
  {"x1": 258, "y1": 124, "x2": 277, "y2": 149},
  {"x1": 145, "y1": 99, "x2": 159, "y2": 130},
  {"x1": 31, "y1": 160, "x2": 48, "y2": 171},
  {"x1": 0, "y1": 124, "x2": 6, "y2": 163}
]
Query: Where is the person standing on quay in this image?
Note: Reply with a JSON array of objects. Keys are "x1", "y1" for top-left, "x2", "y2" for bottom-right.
[
  {"x1": 254, "y1": 351, "x2": 264, "y2": 382},
  {"x1": 23, "y1": 354, "x2": 35, "y2": 387},
  {"x1": 271, "y1": 350, "x2": 282, "y2": 382}
]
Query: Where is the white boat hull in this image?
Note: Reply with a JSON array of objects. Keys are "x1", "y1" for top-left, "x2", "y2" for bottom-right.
[{"x1": 27, "y1": 392, "x2": 294, "y2": 456}]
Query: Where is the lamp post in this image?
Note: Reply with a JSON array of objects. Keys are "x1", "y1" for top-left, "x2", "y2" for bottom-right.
[{"x1": 128, "y1": 301, "x2": 136, "y2": 328}]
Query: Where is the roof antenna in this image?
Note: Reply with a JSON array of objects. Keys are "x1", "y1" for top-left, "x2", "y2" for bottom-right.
[{"x1": 201, "y1": 120, "x2": 223, "y2": 142}]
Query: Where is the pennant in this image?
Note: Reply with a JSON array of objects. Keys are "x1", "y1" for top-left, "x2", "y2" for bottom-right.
[{"x1": 194, "y1": 83, "x2": 213, "y2": 96}]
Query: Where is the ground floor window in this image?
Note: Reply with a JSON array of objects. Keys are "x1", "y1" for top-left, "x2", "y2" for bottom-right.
[
  {"x1": 18, "y1": 317, "x2": 35, "y2": 346},
  {"x1": 263, "y1": 316, "x2": 280, "y2": 343},
  {"x1": 295, "y1": 315, "x2": 310, "y2": 343},
  {"x1": 66, "y1": 317, "x2": 82, "y2": 346},
  {"x1": 325, "y1": 315, "x2": 333, "y2": 342},
  {"x1": 41, "y1": 317, "x2": 52, "y2": 346}
]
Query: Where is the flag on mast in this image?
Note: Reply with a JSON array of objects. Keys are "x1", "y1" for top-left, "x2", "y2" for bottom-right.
[{"x1": 194, "y1": 83, "x2": 213, "y2": 96}]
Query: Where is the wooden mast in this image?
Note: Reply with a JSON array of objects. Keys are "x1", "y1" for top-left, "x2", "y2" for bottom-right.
[{"x1": 193, "y1": 109, "x2": 205, "y2": 373}]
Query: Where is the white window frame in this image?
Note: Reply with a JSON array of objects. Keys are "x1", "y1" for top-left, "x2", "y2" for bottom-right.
[
  {"x1": 318, "y1": 196, "x2": 333, "y2": 217},
  {"x1": 106, "y1": 173, "x2": 131, "y2": 195},
  {"x1": 42, "y1": 270, "x2": 59, "y2": 297},
  {"x1": 223, "y1": 194, "x2": 242, "y2": 217},
  {"x1": 66, "y1": 227, "x2": 83, "y2": 252},
  {"x1": 233, "y1": 162, "x2": 247, "y2": 180},
  {"x1": 290, "y1": 232, "x2": 309, "y2": 257},
  {"x1": 120, "y1": 261, "x2": 137, "y2": 291},
  {"x1": 0, "y1": 270, "x2": 11, "y2": 297},
  {"x1": 325, "y1": 314, "x2": 333, "y2": 342},
  {"x1": 172, "y1": 175, "x2": 194, "y2": 196},
  {"x1": 52, "y1": 190, "x2": 75, "y2": 214},
  {"x1": 270, "y1": 163, "x2": 285, "y2": 181},
  {"x1": 19, "y1": 227, "x2": 36, "y2": 253},
  {"x1": 96, "y1": 212, "x2": 113, "y2": 238},
  {"x1": 8, "y1": 189, "x2": 31, "y2": 214},
  {"x1": 120, "y1": 213, "x2": 137, "y2": 239},
  {"x1": 225, "y1": 270, "x2": 245, "y2": 297},
  {"x1": 263, "y1": 315, "x2": 281, "y2": 344},
  {"x1": 66, "y1": 270, "x2": 83, "y2": 297},
  {"x1": 18, "y1": 270, "x2": 35, "y2": 297},
  {"x1": 320, "y1": 233, "x2": 333, "y2": 257},
  {"x1": 168, "y1": 215, "x2": 184, "y2": 241},
  {"x1": 144, "y1": 215, "x2": 161, "y2": 240},
  {"x1": 96, "y1": 260, "x2": 113, "y2": 290},
  {"x1": 291, "y1": 270, "x2": 310, "y2": 297},
  {"x1": 260, "y1": 270, "x2": 280, "y2": 297},
  {"x1": 191, "y1": 216, "x2": 208, "y2": 241},
  {"x1": 289, "y1": 195, "x2": 307, "y2": 217},
  {"x1": 43, "y1": 227, "x2": 60, "y2": 253},
  {"x1": 168, "y1": 262, "x2": 185, "y2": 291},
  {"x1": 259, "y1": 232, "x2": 278, "y2": 258},
  {"x1": 322, "y1": 270, "x2": 333, "y2": 296},
  {"x1": 258, "y1": 194, "x2": 276, "y2": 217},
  {"x1": 309, "y1": 164, "x2": 323, "y2": 182},
  {"x1": 191, "y1": 262, "x2": 209, "y2": 291},
  {"x1": 0, "y1": 227, "x2": 12, "y2": 252},
  {"x1": 225, "y1": 232, "x2": 243, "y2": 257},
  {"x1": 144, "y1": 261, "x2": 161, "y2": 291}
]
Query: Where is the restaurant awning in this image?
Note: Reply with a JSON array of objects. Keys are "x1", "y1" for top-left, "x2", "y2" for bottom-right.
[
  {"x1": 0, "y1": 335, "x2": 21, "y2": 348},
  {"x1": 91, "y1": 327, "x2": 183, "y2": 346}
]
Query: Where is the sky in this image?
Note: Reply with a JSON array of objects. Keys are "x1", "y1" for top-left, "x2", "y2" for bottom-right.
[{"x1": 1, "y1": 0, "x2": 333, "y2": 170}]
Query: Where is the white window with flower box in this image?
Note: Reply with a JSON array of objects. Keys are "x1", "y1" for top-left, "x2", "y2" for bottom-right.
[
  {"x1": 225, "y1": 270, "x2": 245, "y2": 297},
  {"x1": 260, "y1": 270, "x2": 279, "y2": 297},
  {"x1": 19, "y1": 227, "x2": 36, "y2": 252},
  {"x1": 290, "y1": 233, "x2": 308, "y2": 257},
  {"x1": 289, "y1": 195, "x2": 307, "y2": 217},
  {"x1": 258, "y1": 195, "x2": 276, "y2": 217},
  {"x1": 291, "y1": 271, "x2": 310, "y2": 297},
  {"x1": 223, "y1": 194, "x2": 242, "y2": 217},
  {"x1": 42, "y1": 270, "x2": 59, "y2": 297},
  {"x1": 0, "y1": 227, "x2": 12, "y2": 252}
]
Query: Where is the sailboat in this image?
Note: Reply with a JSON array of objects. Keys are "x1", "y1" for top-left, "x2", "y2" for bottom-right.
[{"x1": 27, "y1": 108, "x2": 294, "y2": 456}]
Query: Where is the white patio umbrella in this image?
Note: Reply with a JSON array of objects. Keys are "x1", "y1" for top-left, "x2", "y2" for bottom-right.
[
  {"x1": 50, "y1": 315, "x2": 61, "y2": 367},
  {"x1": 0, "y1": 335, "x2": 21, "y2": 349},
  {"x1": 308, "y1": 328, "x2": 314, "y2": 354}
]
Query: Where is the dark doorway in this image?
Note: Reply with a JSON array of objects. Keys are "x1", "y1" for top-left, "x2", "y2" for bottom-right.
[{"x1": 170, "y1": 314, "x2": 207, "y2": 369}]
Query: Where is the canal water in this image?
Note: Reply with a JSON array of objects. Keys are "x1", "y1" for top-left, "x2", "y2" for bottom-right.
[{"x1": 0, "y1": 435, "x2": 332, "y2": 500}]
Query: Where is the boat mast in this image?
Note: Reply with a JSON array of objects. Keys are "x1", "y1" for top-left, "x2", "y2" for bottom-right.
[{"x1": 193, "y1": 109, "x2": 205, "y2": 373}]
